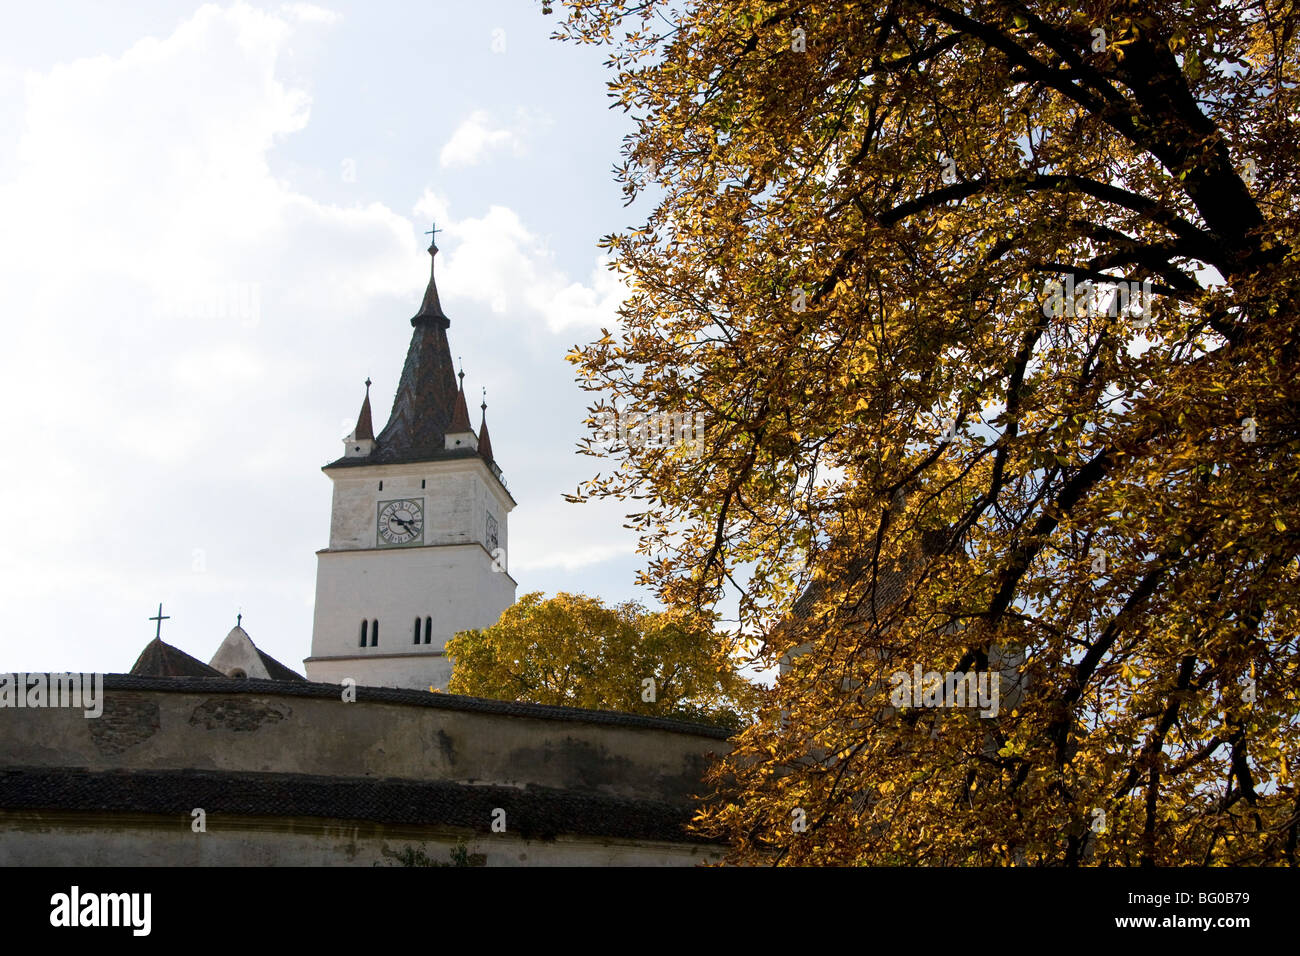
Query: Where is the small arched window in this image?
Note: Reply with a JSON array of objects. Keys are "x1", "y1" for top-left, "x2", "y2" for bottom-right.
[
  {"x1": 371, "y1": 619, "x2": 379, "y2": 646},
  {"x1": 413, "y1": 617, "x2": 421, "y2": 644},
  {"x1": 229, "y1": 668, "x2": 247, "y2": 679},
  {"x1": 359, "y1": 620, "x2": 368, "y2": 647},
  {"x1": 424, "y1": 616, "x2": 432, "y2": 645}
]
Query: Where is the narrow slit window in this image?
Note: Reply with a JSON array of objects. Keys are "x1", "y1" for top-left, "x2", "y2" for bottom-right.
[
  {"x1": 413, "y1": 617, "x2": 421, "y2": 644},
  {"x1": 371, "y1": 619, "x2": 379, "y2": 646},
  {"x1": 359, "y1": 620, "x2": 368, "y2": 647},
  {"x1": 424, "y1": 616, "x2": 432, "y2": 644}
]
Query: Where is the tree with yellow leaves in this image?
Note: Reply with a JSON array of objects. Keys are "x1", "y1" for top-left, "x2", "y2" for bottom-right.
[
  {"x1": 553, "y1": 0, "x2": 1300, "y2": 864},
  {"x1": 447, "y1": 591, "x2": 758, "y2": 729}
]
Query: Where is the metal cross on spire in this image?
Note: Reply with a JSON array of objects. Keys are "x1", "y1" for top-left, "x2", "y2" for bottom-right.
[
  {"x1": 424, "y1": 221, "x2": 442, "y2": 248},
  {"x1": 149, "y1": 603, "x2": 170, "y2": 640}
]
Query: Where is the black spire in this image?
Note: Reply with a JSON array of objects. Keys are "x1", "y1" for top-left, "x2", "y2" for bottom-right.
[{"x1": 369, "y1": 237, "x2": 459, "y2": 462}]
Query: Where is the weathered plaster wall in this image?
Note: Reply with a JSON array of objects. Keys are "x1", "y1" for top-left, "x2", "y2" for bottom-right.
[
  {"x1": 0, "y1": 811, "x2": 724, "y2": 867},
  {"x1": 2, "y1": 683, "x2": 726, "y2": 802},
  {"x1": 0, "y1": 681, "x2": 731, "y2": 865}
]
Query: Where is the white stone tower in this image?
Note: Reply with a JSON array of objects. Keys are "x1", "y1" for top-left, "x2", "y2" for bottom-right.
[{"x1": 304, "y1": 236, "x2": 517, "y2": 691}]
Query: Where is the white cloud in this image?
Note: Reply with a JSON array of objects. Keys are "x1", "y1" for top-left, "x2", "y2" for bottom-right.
[
  {"x1": 0, "y1": 3, "x2": 635, "y2": 675},
  {"x1": 511, "y1": 543, "x2": 631, "y2": 572},
  {"x1": 438, "y1": 108, "x2": 550, "y2": 169},
  {"x1": 413, "y1": 189, "x2": 452, "y2": 234},
  {"x1": 439, "y1": 110, "x2": 520, "y2": 168},
  {"x1": 280, "y1": 2, "x2": 342, "y2": 24},
  {"x1": 0, "y1": 3, "x2": 418, "y2": 665},
  {"x1": 408, "y1": 190, "x2": 629, "y2": 332},
  {"x1": 540, "y1": 258, "x2": 629, "y2": 331}
]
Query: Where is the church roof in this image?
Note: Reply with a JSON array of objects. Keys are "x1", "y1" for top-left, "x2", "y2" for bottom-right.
[
  {"x1": 210, "y1": 623, "x2": 308, "y2": 682},
  {"x1": 791, "y1": 556, "x2": 910, "y2": 622},
  {"x1": 255, "y1": 647, "x2": 308, "y2": 682},
  {"x1": 324, "y1": 242, "x2": 506, "y2": 488},
  {"x1": 448, "y1": 377, "x2": 472, "y2": 433},
  {"x1": 478, "y1": 402, "x2": 494, "y2": 464},
  {"x1": 129, "y1": 638, "x2": 225, "y2": 679},
  {"x1": 371, "y1": 244, "x2": 460, "y2": 462},
  {"x1": 352, "y1": 380, "x2": 374, "y2": 441},
  {"x1": 411, "y1": 244, "x2": 449, "y2": 328},
  {"x1": 786, "y1": 526, "x2": 954, "y2": 636}
]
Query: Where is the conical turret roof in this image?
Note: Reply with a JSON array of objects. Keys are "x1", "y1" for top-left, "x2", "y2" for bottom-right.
[
  {"x1": 370, "y1": 242, "x2": 460, "y2": 462},
  {"x1": 353, "y1": 379, "x2": 374, "y2": 440},
  {"x1": 478, "y1": 393, "x2": 494, "y2": 463}
]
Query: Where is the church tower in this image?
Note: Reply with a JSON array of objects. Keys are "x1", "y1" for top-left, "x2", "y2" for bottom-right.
[{"x1": 304, "y1": 235, "x2": 517, "y2": 691}]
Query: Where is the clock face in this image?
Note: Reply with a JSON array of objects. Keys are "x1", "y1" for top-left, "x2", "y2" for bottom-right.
[{"x1": 377, "y1": 498, "x2": 424, "y2": 547}]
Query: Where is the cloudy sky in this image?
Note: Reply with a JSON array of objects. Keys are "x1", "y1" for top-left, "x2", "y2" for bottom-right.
[{"x1": 0, "y1": 1, "x2": 660, "y2": 674}]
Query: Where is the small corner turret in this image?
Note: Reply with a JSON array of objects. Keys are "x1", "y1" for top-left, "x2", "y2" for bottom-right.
[{"x1": 343, "y1": 378, "x2": 376, "y2": 458}]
